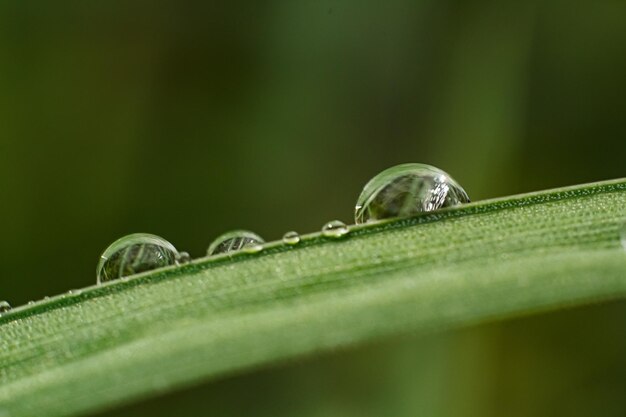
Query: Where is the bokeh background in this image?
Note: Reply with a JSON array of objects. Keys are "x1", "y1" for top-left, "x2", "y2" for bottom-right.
[{"x1": 1, "y1": 1, "x2": 625, "y2": 416}]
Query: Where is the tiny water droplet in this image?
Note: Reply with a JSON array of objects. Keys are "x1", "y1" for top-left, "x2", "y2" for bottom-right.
[
  {"x1": 354, "y1": 163, "x2": 470, "y2": 224},
  {"x1": 322, "y1": 220, "x2": 349, "y2": 238},
  {"x1": 176, "y1": 251, "x2": 191, "y2": 265},
  {"x1": 282, "y1": 231, "x2": 301, "y2": 245},
  {"x1": 68, "y1": 289, "x2": 82, "y2": 296},
  {"x1": 96, "y1": 233, "x2": 179, "y2": 284},
  {"x1": 0, "y1": 301, "x2": 11, "y2": 313},
  {"x1": 207, "y1": 230, "x2": 265, "y2": 256},
  {"x1": 242, "y1": 242, "x2": 264, "y2": 254},
  {"x1": 27, "y1": 301, "x2": 35, "y2": 306}
]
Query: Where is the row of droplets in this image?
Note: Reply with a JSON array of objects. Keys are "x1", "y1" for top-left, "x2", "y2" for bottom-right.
[
  {"x1": 0, "y1": 219, "x2": 353, "y2": 313},
  {"x1": 96, "y1": 219, "x2": 350, "y2": 285},
  {"x1": 3, "y1": 163, "x2": 624, "y2": 314},
  {"x1": 1, "y1": 289, "x2": 87, "y2": 314},
  {"x1": 93, "y1": 163, "x2": 467, "y2": 285}
]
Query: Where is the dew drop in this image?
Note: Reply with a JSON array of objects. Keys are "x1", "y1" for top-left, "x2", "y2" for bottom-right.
[
  {"x1": 242, "y1": 242, "x2": 264, "y2": 254},
  {"x1": 354, "y1": 163, "x2": 470, "y2": 224},
  {"x1": 322, "y1": 220, "x2": 349, "y2": 238},
  {"x1": 96, "y1": 233, "x2": 179, "y2": 284},
  {"x1": 207, "y1": 230, "x2": 265, "y2": 256},
  {"x1": 282, "y1": 231, "x2": 301, "y2": 245},
  {"x1": 0, "y1": 301, "x2": 11, "y2": 313},
  {"x1": 621, "y1": 222, "x2": 626, "y2": 251},
  {"x1": 176, "y1": 251, "x2": 191, "y2": 265}
]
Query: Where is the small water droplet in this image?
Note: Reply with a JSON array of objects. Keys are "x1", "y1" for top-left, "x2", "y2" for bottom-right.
[
  {"x1": 242, "y1": 242, "x2": 264, "y2": 254},
  {"x1": 68, "y1": 289, "x2": 82, "y2": 296},
  {"x1": 621, "y1": 222, "x2": 626, "y2": 251},
  {"x1": 0, "y1": 301, "x2": 11, "y2": 313},
  {"x1": 27, "y1": 301, "x2": 35, "y2": 306},
  {"x1": 322, "y1": 220, "x2": 349, "y2": 238},
  {"x1": 96, "y1": 233, "x2": 179, "y2": 284},
  {"x1": 354, "y1": 163, "x2": 470, "y2": 224},
  {"x1": 176, "y1": 251, "x2": 191, "y2": 265},
  {"x1": 282, "y1": 231, "x2": 301, "y2": 245},
  {"x1": 207, "y1": 230, "x2": 265, "y2": 256}
]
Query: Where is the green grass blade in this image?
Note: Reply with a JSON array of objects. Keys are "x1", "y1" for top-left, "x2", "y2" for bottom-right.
[{"x1": 1, "y1": 179, "x2": 625, "y2": 417}]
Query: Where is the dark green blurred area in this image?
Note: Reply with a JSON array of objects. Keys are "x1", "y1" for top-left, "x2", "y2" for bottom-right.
[{"x1": 1, "y1": 1, "x2": 625, "y2": 416}]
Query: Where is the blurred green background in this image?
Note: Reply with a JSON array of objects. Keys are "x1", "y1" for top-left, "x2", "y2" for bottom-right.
[{"x1": 1, "y1": 1, "x2": 625, "y2": 416}]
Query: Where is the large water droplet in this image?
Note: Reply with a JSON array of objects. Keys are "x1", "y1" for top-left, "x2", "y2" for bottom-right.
[
  {"x1": 355, "y1": 163, "x2": 470, "y2": 224},
  {"x1": 0, "y1": 301, "x2": 11, "y2": 313},
  {"x1": 282, "y1": 231, "x2": 301, "y2": 245},
  {"x1": 322, "y1": 220, "x2": 349, "y2": 238},
  {"x1": 207, "y1": 230, "x2": 265, "y2": 256},
  {"x1": 97, "y1": 233, "x2": 179, "y2": 284}
]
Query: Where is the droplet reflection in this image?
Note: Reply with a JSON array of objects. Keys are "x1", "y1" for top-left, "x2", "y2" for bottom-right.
[
  {"x1": 207, "y1": 230, "x2": 265, "y2": 256},
  {"x1": 355, "y1": 163, "x2": 470, "y2": 224},
  {"x1": 97, "y1": 233, "x2": 179, "y2": 284}
]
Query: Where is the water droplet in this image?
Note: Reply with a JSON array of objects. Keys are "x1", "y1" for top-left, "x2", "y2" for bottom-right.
[
  {"x1": 282, "y1": 231, "x2": 301, "y2": 245},
  {"x1": 96, "y1": 233, "x2": 179, "y2": 284},
  {"x1": 207, "y1": 230, "x2": 265, "y2": 256},
  {"x1": 27, "y1": 301, "x2": 35, "y2": 306},
  {"x1": 242, "y1": 242, "x2": 264, "y2": 254},
  {"x1": 176, "y1": 251, "x2": 191, "y2": 265},
  {"x1": 354, "y1": 163, "x2": 470, "y2": 224},
  {"x1": 621, "y1": 222, "x2": 626, "y2": 251},
  {"x1": 322, "y1": 220, "x2": 349, "y2": 238},
  {"x1": 0, "y1": 301, "x2": 11, "y2": 313}
]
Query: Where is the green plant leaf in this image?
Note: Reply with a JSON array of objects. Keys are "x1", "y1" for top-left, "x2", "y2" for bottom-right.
[{"x1": 1, "y1": 179, "x2": 625, "y2": 417}]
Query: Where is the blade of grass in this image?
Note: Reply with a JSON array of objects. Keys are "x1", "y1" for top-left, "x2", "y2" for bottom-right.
[{"x1": 1, "y1": 179, "x2": 625, "y2": 417}]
